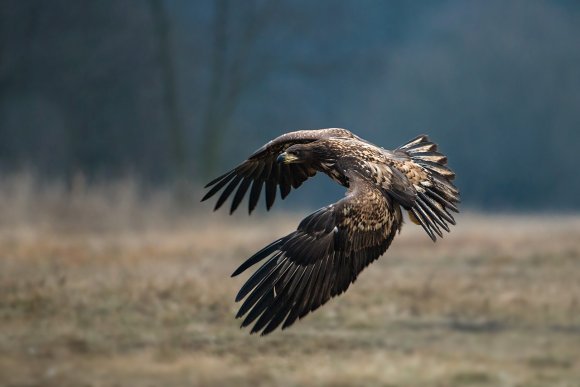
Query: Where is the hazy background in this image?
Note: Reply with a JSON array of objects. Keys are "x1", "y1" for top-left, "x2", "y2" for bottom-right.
[
  {"x1": 2, "y1": 2, "x2": 580, "y2": 387},
  {"x1": 1, "y1": 0, "x2": 579, "y2": 209}
]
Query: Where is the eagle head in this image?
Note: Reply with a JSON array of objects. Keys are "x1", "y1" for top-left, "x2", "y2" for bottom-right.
[{"x1": 277, "y1": 142, "x2": 335, "y2": 165}]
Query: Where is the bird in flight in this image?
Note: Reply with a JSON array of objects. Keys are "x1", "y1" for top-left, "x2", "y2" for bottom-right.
[{"x1": 202, "y1": 128, "x2": 459, "y2": 335}]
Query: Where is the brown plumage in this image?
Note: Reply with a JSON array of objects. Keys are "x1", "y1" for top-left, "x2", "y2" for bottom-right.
[{"x1": 202, "y1": 128, "x2": 459, "y2": 335}]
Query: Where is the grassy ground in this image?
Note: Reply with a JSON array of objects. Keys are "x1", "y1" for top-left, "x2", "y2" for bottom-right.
[{"x1": 1, "y1": 175, "x2": 580, "y2": 386}]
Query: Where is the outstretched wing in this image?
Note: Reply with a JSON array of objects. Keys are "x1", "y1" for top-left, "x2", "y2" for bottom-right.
[
  {"x1": 201, "y1": 128, "x2": 355, "y2": 214},
  {"x1": 231, "y1": 179, "x2": 401, "y2": 335},
  {"x1": 393, "y1": 135, "x2": 460, "y2": 241}
]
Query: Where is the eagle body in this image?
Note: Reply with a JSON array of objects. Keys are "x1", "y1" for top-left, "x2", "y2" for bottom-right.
[{"x1": 202, "y1": 128, "x2": 459, "y2": 335}]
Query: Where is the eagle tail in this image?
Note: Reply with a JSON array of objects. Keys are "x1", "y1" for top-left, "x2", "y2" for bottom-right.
[{"x1": 397, "y1": 135, "x2": 460, "y2": 241}]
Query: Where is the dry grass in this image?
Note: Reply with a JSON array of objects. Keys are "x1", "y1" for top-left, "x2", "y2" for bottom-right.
[{"x1": 1, "y1": 174, "x2": 580, "y2": 386}]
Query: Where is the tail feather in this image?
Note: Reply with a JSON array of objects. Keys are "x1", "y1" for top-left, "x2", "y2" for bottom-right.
[{"x1": 396, "y1": 135, "x2": 460, "y2": 241}]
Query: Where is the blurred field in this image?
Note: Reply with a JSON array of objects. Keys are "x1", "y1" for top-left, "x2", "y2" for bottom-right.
[{"x1": 1, "y1": 174, "x2": 580, "y2": 387}]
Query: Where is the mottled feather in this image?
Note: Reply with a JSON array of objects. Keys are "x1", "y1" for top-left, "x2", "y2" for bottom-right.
[{"x1": 202, "y1": 128, "x2": 459, "y2": 334}]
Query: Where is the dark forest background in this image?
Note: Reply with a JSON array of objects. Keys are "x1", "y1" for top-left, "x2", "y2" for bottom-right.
[{"x1": 1, "y1": 0, "x2": 579, "y2": 210}]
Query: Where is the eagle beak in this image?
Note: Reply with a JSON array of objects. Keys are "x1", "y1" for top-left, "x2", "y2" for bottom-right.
[{"x1": 276, "y1": 152, "x2": 299, "y2": 164}]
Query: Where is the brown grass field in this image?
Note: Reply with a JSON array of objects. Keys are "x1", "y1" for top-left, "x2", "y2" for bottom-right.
[{"x1": 1, "y1": 175, "x2": 580, "y2": 386}]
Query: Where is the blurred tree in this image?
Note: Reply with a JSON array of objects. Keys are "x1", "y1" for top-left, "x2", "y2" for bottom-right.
[
  {"x1": 150, "y1": 0, "x2": 187, "y2": 179},
  {"x1": 200, "y1": 0, "x2": 276, "y2": 178},
  {"x1": 1, "y1": 0, "x2": 579, "y2": 209}
]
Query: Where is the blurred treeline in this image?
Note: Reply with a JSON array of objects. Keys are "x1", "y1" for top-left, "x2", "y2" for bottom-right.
[{"x1": 1, "y1": 0, "x2": 579, "y2": 209}]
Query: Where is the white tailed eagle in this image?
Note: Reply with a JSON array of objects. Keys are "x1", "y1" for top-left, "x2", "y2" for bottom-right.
[{"x1": 202, "y1": 128, "x2": 459, "y2": 335}]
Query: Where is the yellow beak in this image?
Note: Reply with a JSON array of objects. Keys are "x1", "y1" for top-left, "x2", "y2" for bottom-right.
[{"x1": 276, "y1": 152, "x2": 299, "y2": 164}]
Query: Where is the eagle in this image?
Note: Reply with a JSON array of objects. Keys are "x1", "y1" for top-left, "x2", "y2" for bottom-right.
[{"x1": 202, "y1": 128, "x2": 459, "y2": 335}]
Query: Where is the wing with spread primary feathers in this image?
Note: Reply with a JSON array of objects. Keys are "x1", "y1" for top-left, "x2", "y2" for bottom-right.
[
  {"x1": 201, "y1": 128, "x2": 355, "y2": 214},
  {"x1": 231, "y1": 179, "x2": 401, "y2": 335},
  {"x1": 393, "y1": 135, "x2": 460, "y2": 241}
]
